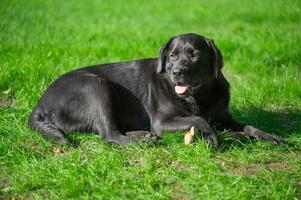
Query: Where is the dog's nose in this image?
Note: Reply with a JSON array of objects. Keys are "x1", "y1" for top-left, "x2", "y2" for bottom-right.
[{"x1": 172, "y1": 68, "x2": 183, "y2": 78}]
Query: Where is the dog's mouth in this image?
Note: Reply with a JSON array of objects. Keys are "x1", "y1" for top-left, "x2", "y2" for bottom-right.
[
  {"x1": 174, "y1": 81, "x2": 201, "y2": 96},
  {"x1": 175, "y1": 83, "x2": 190, "y2": 95}
]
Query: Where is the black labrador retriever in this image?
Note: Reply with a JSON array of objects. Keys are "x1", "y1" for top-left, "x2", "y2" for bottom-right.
[{"x1": 28, "y1": 33, "x2": 285, "y2": 147}]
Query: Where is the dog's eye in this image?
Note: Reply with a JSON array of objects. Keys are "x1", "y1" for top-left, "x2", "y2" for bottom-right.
[
  {"x1": 169, "y1": 52, "x2": 177, "y2": 61},
  {"x1": 192, "y1": 51, "x2": 200, "y2": 58}
]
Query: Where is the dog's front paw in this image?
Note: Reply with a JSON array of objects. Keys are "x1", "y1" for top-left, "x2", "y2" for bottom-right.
[
  {"x1": 244, "y1": 125, "x2": 286, "y2": 145},
  {"x1": 144, "y1": 132, "x2": 161, "y2": 142},
  {"x1": 204, "y1": 133, "x2": 219, "y2": 149}
]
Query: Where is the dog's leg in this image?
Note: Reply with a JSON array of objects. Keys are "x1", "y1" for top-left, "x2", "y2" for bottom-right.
[
  {"x1": 215, "y1": 113, "x2": 285, "y2": 145},
  {"x1": 85, "y1": 77, "x2": 158, "y2": 145},
  {"x1": 84, "y1": 78, "x2": 133, "y2": 145},
  {"x1": 152, "y1": 116, "x2": 218, "y2": 148}
]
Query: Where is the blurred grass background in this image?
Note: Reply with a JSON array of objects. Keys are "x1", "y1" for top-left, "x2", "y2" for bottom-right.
[{"x1": 0, "y1": 0, "x2": 301, "y2": 199}]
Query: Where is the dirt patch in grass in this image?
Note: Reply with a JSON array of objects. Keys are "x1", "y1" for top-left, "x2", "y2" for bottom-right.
[
  {"x1": 0, "y1": 93, "x2": 14, "y2": 108},
  {"x1": 221, "y1": 161, "x2": 292, "y2": 176},
  {"x1": 215, "y1": 151, "x2": 301, "y2": 176},
  {"x1": 0, "y1": 178, "x2": 13, "y2": 198},
  {"x1": 215, "y1": 155, "x2": 296, "y2": 176},
  {"x1": 223, "y1": 164, "x2": 260, "y2": 176},
  {"x1": 0, "y1": 98, "x2": 11, "y2": 107},
  {"x1": 264, "y1": 161, "x2": 291, "y2": 171},
  {"x1": 0, "y1": 179, "x2": 9, "y2": 190},
  {"x1": 170, "y1": 182, "x2": 191, "y2": 200}
]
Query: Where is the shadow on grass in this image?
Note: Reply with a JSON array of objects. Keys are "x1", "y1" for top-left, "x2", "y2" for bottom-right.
[
  {"x1": 230, "y1": 106, "x2": 301, "y2": 137},
  {"x1": 217, "y1": 106, "x2": 301, "y2": 151}
]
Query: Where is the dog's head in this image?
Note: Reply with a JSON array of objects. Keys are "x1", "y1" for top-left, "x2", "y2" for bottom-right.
[{"x1": 157, "y1": 33, "x2": 223, "y2": 98}]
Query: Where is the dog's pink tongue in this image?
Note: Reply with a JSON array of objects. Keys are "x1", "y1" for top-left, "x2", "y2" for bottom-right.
[{"x1": 175, "y1": 85, "x2": 189, "y2": 94}]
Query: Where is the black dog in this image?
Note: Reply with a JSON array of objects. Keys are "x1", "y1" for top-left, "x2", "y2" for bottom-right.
[{"x1": 28, "y1": 33, "x2": 285, "y2": 147}]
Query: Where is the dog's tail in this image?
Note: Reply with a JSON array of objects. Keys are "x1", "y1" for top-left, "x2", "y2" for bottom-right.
[{"x1": 28, "y1": 107, "x2": 68, "y2": 144}]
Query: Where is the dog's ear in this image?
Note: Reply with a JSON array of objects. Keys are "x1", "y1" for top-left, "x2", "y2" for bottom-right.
[
  {"x1": 206, "y1": 39, "x2": 224, "y2": 79},
  {"x1": 157, "y1": 42, "x2": 170, "y2": 73}
]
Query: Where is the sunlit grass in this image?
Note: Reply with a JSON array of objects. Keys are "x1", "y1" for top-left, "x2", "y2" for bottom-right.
[{"x1": 0, "y1": 0, "x2": 301, "y2": 199}]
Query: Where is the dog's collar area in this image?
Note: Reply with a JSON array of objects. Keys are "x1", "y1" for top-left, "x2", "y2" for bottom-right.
[{"x1": 191, "y1": 81, "x2": 202, "y2": 91}]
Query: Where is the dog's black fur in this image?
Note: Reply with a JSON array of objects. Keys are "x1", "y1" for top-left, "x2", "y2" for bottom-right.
[{"x1": 28, "y1": 33, "x2": 285, "y2": 147}]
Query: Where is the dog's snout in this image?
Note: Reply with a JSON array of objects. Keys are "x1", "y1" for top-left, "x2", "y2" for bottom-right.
[{"x1": 172, "y1": 68, "x2": 183, "y2": 78}]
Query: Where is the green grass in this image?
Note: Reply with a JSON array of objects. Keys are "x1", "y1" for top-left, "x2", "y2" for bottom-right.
[{"x1": 1, "y1": 0, "x2": 301, "y2": 199}]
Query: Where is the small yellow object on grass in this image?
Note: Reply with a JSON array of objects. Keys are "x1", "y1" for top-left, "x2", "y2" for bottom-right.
[{"x1": 184, "y1": 126, "x2": 200, "y2": 144}]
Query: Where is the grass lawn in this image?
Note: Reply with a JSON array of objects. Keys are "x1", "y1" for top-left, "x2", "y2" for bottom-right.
[{"x1": 1, "y1": 0, "x2": 301, "y2": 199}]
